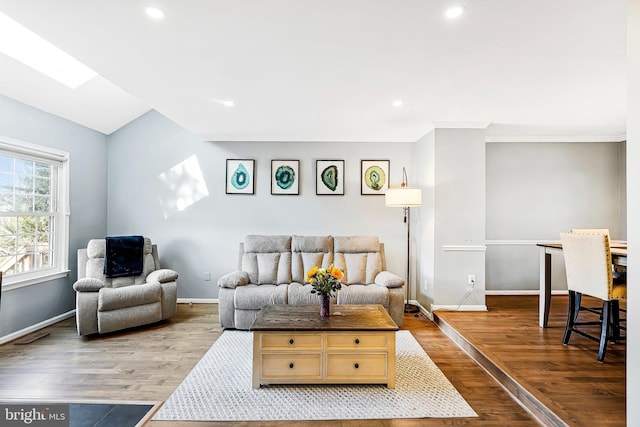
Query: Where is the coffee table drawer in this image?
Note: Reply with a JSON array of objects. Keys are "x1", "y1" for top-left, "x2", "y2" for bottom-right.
[
  {"x1": 326, "y1": 353, "x2": 388, "y2": 378},
  {"x1": 326, "y1": 333, "x2": 389, "y2": 349},
  {"x1": 261, "y1": 353, "x2": 322, "y2": 379},
  {"x1": 260, "y1": 333, "x2": 322, "y2": 350}
]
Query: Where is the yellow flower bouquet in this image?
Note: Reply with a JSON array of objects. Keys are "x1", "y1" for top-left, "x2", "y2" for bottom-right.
[{"x1": 305, "y1": 264, "x2": 343, "y2": 297}]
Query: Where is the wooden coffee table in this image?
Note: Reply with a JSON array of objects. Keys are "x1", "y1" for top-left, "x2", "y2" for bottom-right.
[{"x1": 250, "y1": 304, "x2": 398, "y2": 389}]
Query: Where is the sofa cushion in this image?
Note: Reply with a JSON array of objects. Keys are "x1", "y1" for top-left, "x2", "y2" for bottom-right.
[
  {"x1": 98, "y1": 282, "x2": 161, "y2": 312},
  {"x1": 234, "y1": 284, "x2": 288, "y2": 310},
  {"x1": 334, "y1": 236, "x2": 380, "y2": 253},
  {"x1": 288, "y1": 282, "x2": 337, "y2": 305},
  {"x1": 337, "y1": 284, "x2": 389, "y2": 307},
  {"x1": 242, "y1": 252, "x2": 292, "y2": 284},
  {"x1": 291, "y1": 235, "x2": 334, "y2": 283},
  {"x1": 334, "y1": 252, "x2": 382, "y2": 285},
  {"x1": 244, "y1": 235, "x2": 291, "y2": 253},
  {"x1": 333, "y1": 236, "x2": 383, "y2": 284}
]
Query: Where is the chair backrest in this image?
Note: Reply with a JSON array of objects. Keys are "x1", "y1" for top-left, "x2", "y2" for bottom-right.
[
  {"x1": 560, "y1": 232, "x2": 613, "y2": 301},
  {"x1": 571, "y1": 228, "x2": 610, "y2": 239},
  {"x1": 83, "y1": 237, "x2": 157, "y2": 288}
]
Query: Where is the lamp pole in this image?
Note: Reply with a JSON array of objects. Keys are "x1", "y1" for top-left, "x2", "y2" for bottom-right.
[{"x1": 404, "y1": 205, "x2": 419, "y2": 313}]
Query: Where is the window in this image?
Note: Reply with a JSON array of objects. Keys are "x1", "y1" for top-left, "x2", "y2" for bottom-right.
[{"x1": 0, "y1": 137, "x2": 69, "y2": 289}]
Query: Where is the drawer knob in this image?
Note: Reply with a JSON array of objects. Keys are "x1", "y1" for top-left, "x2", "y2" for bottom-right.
[
  {"x1": 289, "y1": 338, "x2": 294, "y2": 345},
  {"x1": 289, "y1": 362, "x2": 294, "y2": 369},
  {"x1": 354, "y1": 363, "x2": 359, "y2": 369},
  {"x1": 354, "y1": 338, "x2": 360, "y2": 344}
]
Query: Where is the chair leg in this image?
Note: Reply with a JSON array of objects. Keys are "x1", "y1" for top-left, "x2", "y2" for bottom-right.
[
  {"x1": 610, "y1": 299, "x2": 621, "y2": 343},
  {"x1": 597, "y1": 300, "x2": 611, "y2": 362},
  {"x1": 573, "y1": 292, "x2": 582, "y2": 323},
  {"x1": 563, "y1": 291, "x2": 577, "y2": 345}
]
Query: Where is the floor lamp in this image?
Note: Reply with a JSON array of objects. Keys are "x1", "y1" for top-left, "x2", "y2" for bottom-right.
[{"x1": 385, "y1": 167, "x2": 422, "y2": 313}]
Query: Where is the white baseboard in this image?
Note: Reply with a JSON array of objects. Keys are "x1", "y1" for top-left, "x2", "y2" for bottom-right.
[
  {"x1": 431, "y1": 304, "x2": 488, "y2": 312},
  {"x1": 412, "y1": 300, "x2": 434, "y2": 321},
  {"x1": 0, "y1": 310, "x2": 76, "y2": 346},
  {"x1": 485, "y1": 290, "x2": 569, "y2": 296},
  {"x1": 177, "y1": 298, "x2": 219, "y2": 304}
]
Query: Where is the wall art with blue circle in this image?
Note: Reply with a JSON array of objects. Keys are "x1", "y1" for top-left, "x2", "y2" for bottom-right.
[{"x1": 226, "y1": 159, "x2": 255, "y2": 194}]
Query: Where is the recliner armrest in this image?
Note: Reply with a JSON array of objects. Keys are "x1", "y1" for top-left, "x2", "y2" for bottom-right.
[
  {"x1": 218, "y1": 271, "x2": 250, "y2": 288},
  {"x1": 146, "y1": 269, "x2": 178, "y2": 283},
  {"x1": 73, "y1": 278, "x2": 107, "y2": 292},
  {"x1": 374, "y1": 271, "x2": 405, "y2": 288}
]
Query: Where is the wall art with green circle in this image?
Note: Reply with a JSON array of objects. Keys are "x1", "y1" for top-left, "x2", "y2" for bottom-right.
[
  {"x1": 361, "y1": 159, "x2": 389, "y2": 195},
  {"x1": 316, "y1": 159, "x2": 345, "y2": 195},
  {"x1": 226, "y1": 159, "x2": 255, "y2": 194},
  {"x1": 271, "y1": 159, "x2": 300, "y2": 195}
]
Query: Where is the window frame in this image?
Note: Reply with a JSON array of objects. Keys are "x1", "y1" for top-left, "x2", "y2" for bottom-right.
[{"x1": 0, "y1": 136, "x2": 70, "y2": 290}]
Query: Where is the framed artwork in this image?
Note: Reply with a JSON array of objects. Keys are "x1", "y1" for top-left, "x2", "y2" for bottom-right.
[
  {"x1": 271, "y1": 159, "x2": 300, "y2": 195},
  {"x1": 361, "y1": 159, "x2": 390, "y2": 195},
  {"x1": 226, "y1": 159, "x2": 255, "y2": 194},
  {"x1": 316, "y1": 160, "x2": 345, "y2": 195}
]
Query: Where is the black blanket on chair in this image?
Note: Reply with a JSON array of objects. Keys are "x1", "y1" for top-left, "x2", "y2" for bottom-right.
[{"x1": 104, "y1": 235, "x2": 145, "y2": 278}]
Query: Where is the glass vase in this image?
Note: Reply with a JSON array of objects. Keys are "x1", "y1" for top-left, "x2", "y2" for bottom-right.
[{"x1": 319, "y1": 294, "x2": 331, "y2": 317}]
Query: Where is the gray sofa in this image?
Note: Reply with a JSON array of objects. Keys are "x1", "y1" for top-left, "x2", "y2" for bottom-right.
[
  {"x1": 217, "y1": 235, "x2": 405, "y2": 329},
  {"x1": 73, "y1": 237, "x2": 178, "y2": 335}
]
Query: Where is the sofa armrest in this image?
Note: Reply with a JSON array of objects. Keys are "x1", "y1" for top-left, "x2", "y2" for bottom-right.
[
  {"x1": 146, "y1": 268, "x2": 178, "y2": 283},
  {"x1": 73, "y1": 277, "x2": 107, "y2": 292},
  {"x1": 218, "y1": 271, "x2": 250, "y2": 288},
  {"x1": 374, "y1": 271, "x2": 405, "y2": 289}
]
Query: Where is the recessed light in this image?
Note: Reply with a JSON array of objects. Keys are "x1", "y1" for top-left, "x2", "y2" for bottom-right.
[
  {"x1": 145, "y1": 7, "x2": 165, "y2": 20},
  {"x1": 392, "y1": 100, "x2": 404, "y2": 107},
  {"x1": 0, "y1": 11, "x2": 98, "y2": 89},
  {"x1": 445, "y1": 6, "x2": 464, "y2": 19},
  {"x1": 213, "y1": 98, "x2": 235, "y2": 107}
]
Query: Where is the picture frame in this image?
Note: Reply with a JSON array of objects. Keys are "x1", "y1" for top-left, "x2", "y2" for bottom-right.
[
  {"x1": 226, "y1": 159, "x2": 255, "y2": 194},
  {"x1": 316, "y1": 160, "x2": 345, "y2": 195},
  {"x1": 271, "y1": 159, "x2": 300, "y2": 195},
  {"x1": 361, "y1": 159, "x2": 390, "y2": 195}
]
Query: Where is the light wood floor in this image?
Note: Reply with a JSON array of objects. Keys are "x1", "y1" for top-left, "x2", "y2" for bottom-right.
[{"x1": 0, "y1": 297, "x2": 625, "y2": 426}]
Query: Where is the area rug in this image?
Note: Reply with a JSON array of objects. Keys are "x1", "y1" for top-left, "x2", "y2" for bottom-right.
[{"x1": 153, "y1": 330, "x2": 477, "y2": 421}]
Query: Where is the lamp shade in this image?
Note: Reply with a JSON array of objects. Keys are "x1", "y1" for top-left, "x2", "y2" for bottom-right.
[{"x1": 385, "y1": 187, "x2": 422, "y2": 207}]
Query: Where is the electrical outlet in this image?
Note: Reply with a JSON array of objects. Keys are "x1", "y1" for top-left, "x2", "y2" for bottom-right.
[
  {"x1": 467, "y1": 274, "x2": 476, "y2": 286},
  {"x1": 204, "y1": 272, "x2": 211, "y2": 281}
]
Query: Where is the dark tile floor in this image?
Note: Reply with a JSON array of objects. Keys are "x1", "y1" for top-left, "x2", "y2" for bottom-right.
[
  {"x1": 70, "y1": 404, "x2": 153, "y2": 427},
  {"x1": 1, "y1": 403, "x2": 153, "y2": 427}
]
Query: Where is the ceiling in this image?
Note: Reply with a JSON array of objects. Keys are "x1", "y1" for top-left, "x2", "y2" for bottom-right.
[{"x1": 0, "y1": 1, "x2": 628, "y2": 142}]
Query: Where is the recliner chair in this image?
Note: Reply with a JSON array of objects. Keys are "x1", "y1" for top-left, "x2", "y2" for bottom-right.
[{"x1": 73, "y1": 237, "x2": 178, "y2": 335}]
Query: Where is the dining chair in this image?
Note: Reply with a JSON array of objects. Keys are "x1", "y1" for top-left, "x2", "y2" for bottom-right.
[
  {"x1": 571, "y1": 228, "x2": 625, "y2": 283},
  {"x1": 560, "y1": 232, "x2": 626, "y2": 362}
]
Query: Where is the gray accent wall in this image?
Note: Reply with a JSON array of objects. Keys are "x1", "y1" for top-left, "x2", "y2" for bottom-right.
[
  {"x1": 0, "y1": 96, "x2": 108, "y2": 338},
  {"x1": 485, "y1": 141, "x2": 626, "y2": 292},
  {"x1": 106, "y1": 110, "x2": 415, "y2": 299}
]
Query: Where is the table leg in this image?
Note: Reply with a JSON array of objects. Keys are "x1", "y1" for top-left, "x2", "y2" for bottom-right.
[{"x1": 539, "y1": 250, "x2": 552, "y2": 328}]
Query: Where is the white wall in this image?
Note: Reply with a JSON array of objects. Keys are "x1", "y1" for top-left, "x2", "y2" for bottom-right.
[
  {"x1": 627, "y1": 0, "x2": 639, "y2": 424},
  {"x1": 106, "y1": 110, "x2": 415, "y2": 299},
  {"x1": 485, "y1": 141, "x2": 625, "y2": 292},
  {"x1": 415, "y1": 128, "x2": 486, "y2": 310},
  {"x1": 0, "y1": 96, "x2": 108, "y2": 338}
]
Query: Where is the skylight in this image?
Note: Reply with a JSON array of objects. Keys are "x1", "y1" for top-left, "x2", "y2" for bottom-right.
[{"x1": 0, "y1": 11, "x2": 98, "y2": 89}]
